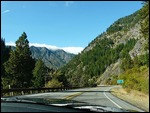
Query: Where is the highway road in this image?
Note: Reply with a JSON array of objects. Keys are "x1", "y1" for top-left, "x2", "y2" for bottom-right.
[
  {"x1": 2, "y1": 85, "x2": 145, "y2": 112},
  {"x1": 71, "y1": 86, "x2": 144, "y2": 112}
]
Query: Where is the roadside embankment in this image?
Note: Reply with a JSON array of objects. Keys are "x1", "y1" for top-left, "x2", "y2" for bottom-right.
[{"x1": 111, "y1": 86, "x2": 149, "y2": 112}]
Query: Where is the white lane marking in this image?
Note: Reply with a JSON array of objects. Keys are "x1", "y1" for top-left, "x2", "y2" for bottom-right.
[{"x1": 104, "y1": 88, "x2": 122, "y2": 108}]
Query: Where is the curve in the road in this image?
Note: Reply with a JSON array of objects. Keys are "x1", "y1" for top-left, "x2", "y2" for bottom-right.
[{"x1": 104, "y1": 89, "x2": 122, "y2": 108}]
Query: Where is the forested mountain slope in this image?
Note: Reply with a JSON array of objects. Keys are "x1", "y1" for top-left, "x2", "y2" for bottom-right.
[{"x1": 60, "y1": 2, "x2": 149, "y2": 94}]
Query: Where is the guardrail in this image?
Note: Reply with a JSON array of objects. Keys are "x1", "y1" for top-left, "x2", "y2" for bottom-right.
[{"x1": 1, "y1": 87, "x2": 80, "y2": 97}]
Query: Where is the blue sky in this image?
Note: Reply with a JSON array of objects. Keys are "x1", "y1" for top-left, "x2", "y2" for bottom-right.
[{"x1": 1, "y1": 1, "x2": 143, "y2": 54}]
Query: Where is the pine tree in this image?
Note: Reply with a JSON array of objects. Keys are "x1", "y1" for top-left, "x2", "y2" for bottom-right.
[
  {"x1": 1, "y1": 38, "x2": 10, "y2": 89},
  {"x1": 140, "y1": 1, "x2": 149, "y2": 49},
  {"x1": 140, "y1": 1, "x2": 149, "y2": 38},
  {"x1": 4, "y1": 32, "x2": 35, "y2": 88},
  {"x1": 32, "y1": 59, "x2": 48, "y2": 88},
  {"x1": 1, "y1": 38, "x2": 10, "y2": 77}
]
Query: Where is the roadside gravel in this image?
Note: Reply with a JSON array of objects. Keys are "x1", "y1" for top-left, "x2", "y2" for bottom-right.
[{"x1": 111, "y1": 87, "x2": 149, "y2": 112}]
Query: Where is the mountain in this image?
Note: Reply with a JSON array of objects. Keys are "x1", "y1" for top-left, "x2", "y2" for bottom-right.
[
  {"x1": 9, "y1": 46, "x2": 75, "y2": 69},
  {"x1": 60, "y1": 2, "x2": 149, "y2": 92},
  {"x1": 30, "y1": 46, "x2": 75, "y2": 69}
]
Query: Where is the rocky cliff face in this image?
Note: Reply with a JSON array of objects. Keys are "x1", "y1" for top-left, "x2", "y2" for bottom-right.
[
  {"x1": 97, "y1": 59, "x2": 123, "y2": 85},
  {"x1": 96, "y1": 22, "x2": 148, "y2": 84},
  {"x1": 98, "y1": 20, "x2": 149, "y2": 85},
  {"x1": 129, "y1": 37, "x2": 148, "y2": 59}
]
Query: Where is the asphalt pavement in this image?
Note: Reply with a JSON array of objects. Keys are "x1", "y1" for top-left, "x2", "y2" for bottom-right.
[{"x1": 3, "y1": 85, "x2": 145, "y2": 112}]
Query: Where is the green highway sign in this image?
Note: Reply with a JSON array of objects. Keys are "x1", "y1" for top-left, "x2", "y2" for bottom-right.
[{"x1": 117, "y1": 80, "x2": 124, "y2": 84}]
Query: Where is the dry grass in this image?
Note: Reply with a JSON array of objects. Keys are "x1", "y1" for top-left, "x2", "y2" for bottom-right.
[{"x1": 111, "y1": 87, "x2": 149, "y2": 112}]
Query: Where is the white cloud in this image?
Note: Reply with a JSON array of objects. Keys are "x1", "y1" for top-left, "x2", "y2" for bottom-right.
[
  {"x1": 29, "y1": 43, "x2": 59, "y2": 50},
  {"x1": 30, "y1": 43, "x2": 84, "y2": 54},
  {"x1": 61, "y1": 47, "x2": 83, "y2": 54},
  {"x1": 2, "y1": 10, "x2": 10, "y2": 14},
  {"x1": 6, "y1": 42, "x2": 84, "y2": 54},
  {"x1": 65, "y1": 1, "x2": 74, "y2": 7},
  {"x1": 6, "y1": 42, "x2": 15, "y2": 46}
]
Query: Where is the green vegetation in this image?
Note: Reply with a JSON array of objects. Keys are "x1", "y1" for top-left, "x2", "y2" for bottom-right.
[
  {"x1": 140, "y1": 1, "x2": 149, "y2": 39},
  {"x1": 134, "y1": 53, "x2": 149, "y2": 67},
  {"x1": 1, "y1": 2, "x2": 149, "y2": 93},
  {"x1": 3, "y1": 32, "x2": 35, "y2": 88},
  {"x1": 118, "y1": 2, "x2": 149, "y2": 94},
  {"x1": 118, "y1": 52, "x2": 149, "y2": 94},
  {"x1": 61, "y1": 38, "x2": 137, "y2": 87},
  {"x1": 1, "y1": 32, "x2": 68, "y2": 89},
  {"x1": 106, "y1": 7, "x2": 141, "y2": 35},
  {"x1": 120, "y1": 39, "x2": 137, "y2": 70},
  {"x1": 9, "y1": 46, "x2": 75, "y2": 70},
  {"x1": 140, "y1": 1, "x2": 149, "y2": 50},
  {"x1": 45, "y1": 79, "x2": 63, "y2": 88},
  {"x1": 1, "y1": 38, "x2": 11, "y2": 88},
  {"x1": 45, "y1": 70, "x2": 68, "y2": 88},
  {"x1": 60, "y1": 2, "x2": 149, "y2": 92},
  {"x1": 119, "y1": 66, "x2": 149, "y2": 94},
  {"x1": 32, "y1": 59, "x2": 48, "y2": 88}
]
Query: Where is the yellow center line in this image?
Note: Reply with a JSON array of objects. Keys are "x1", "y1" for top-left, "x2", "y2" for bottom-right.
[
  {"x1": 63, "y1": 92, "x2": 84, "y2": 100},
  {"x1": 63, "y1": 87, "x2": 99, "y2": 100}
]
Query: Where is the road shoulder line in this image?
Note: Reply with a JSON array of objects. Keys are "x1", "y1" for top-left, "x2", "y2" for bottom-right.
[{"x1": 104, "y1": 89, "x2": 122, "y2": 109}]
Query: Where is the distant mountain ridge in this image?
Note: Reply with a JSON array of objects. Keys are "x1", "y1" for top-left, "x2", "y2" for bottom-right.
[{"x1": 8, "y1": 45, "x2": 75, "y2": 69}]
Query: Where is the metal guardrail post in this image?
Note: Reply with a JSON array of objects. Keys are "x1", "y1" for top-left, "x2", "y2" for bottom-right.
[{"x1": 21, "y1": 91, "x2": 24, "y2": 95}]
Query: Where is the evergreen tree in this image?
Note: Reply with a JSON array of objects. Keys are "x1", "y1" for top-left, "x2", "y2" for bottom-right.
[
  {"x1": 140, "y1": 1, "x2": 149, "y2": 39},
  {"x1": 32, "y1": 59, "x2": 48, "y2": 88},
  {"x1": 140, "y1": 1, "x2": 149, "y2": 49},
  {"x1": 1, "y1": 38, "x2": 11, "y2": 89},
  {"x1": 1, "y1": 38, "x2": 10, "y2": 76},
  {"x1": 4, "y1": 32, "x2": 35, "y2": 88}
]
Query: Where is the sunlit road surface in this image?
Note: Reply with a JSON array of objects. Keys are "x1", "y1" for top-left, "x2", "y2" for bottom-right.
[{"x1": 10, "y1": 85, "x2": 144, "y2": 112}]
